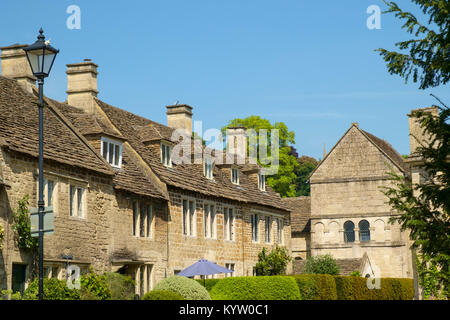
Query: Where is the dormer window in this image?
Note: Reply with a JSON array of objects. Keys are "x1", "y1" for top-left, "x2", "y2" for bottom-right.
[
  {"x1": 258, "y1": 172, "x2": 266, "y2": 191},
  {"x1": 101, "y1": 137, "x2": 122, "y2": 168},
  {"x1": 231, "y1": 167, "x2": 239, "y2": 185},
  {"x1": 204, "y1": 158, "x2": 213, "y2": 180},
  {"x1": 161, "y1": 142, "x2": 172, "y2": 167}
]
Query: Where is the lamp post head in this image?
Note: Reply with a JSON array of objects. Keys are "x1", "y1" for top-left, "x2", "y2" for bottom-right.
[{"x1": 23, "y1": 28, "x2": 59, "y2": 79}]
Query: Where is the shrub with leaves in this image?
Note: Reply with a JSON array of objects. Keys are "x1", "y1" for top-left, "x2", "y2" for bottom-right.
[
  {"x1": 103, "y1": 272, "x2": 135, "y2": 300},
  {"x1": 153, "y1": 276, "x2": 211, "y2": 300},
  {"x1": 254, "y1": 246, "x2": 292, "y2": 276},
  {"x1": 302, "y1": 254, "x2": 340, "y2": 275},
  {"x1": 12, "y1": 195, "x2": 38, "y2": 251},
  {"x1": 142, "y1": 290, "x2": 185, "y2": 300},
  {"x1": 210, "y1": 276, "x2": 301, "y2": 300},
  {"x1": 79, "y1": 269, "x2": 112, "y2": 300},
  {"x1": 23, "y1": 278, "x2": 80, "y2": 300}
]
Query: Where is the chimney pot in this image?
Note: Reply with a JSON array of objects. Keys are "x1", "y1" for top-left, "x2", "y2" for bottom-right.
[
  {"x1": 166, "y1": 104, "x2": 193, "y2": 135},
  {"x1": 66, "y1": 60, "x2": 99, "y2": 114},
  {"x1": 0, "y1": 44, "x2": 36, "y2": 93}
]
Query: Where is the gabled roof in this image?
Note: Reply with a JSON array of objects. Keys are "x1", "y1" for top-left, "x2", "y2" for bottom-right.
[
  {"x1": 282, "y1": 196, "x2": 311, "y2": 233},
  {"x1": 309, "y1": 123, "x2": 408, "y2": 180},
  {"x1": 96, "y1": 98, "x2": 289, "y2": 211},
  {"x1": 0, "y1": 76, "x2": 113, "y2": 176}
]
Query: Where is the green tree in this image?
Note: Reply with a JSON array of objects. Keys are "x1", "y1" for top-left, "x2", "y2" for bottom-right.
[
  {"x1": 376, "y1": 0, "x2": 450, "y2": 89},
  {"x1": 254, "y1": 246, "x2": 292, "y2": 276},
  {"x1": 382, "y1": 104, "x2": 449, "y2": 299},
  {"x1": 222, "y1": 116, "x2": 299, "y2": 197},
  {"x1": 12, "y1": 195, "x2": 38, "y2": 251},
  {"x1": 302, "y1": 254, "x2": 340, "y2": 275},
  {"x1": 294, "y1": 154, "x2": 318, "y2": 196}
]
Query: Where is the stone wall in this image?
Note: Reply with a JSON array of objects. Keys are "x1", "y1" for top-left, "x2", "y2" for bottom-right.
[
  {"x1": 309, "y1": 126, "x2": 413, "y2": 278},
  {"x1": 166, "y1": 188, "x2": 292, "y2": 278}
]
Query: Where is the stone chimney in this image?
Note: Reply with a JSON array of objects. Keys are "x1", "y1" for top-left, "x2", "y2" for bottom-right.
[
  {"x1": 0, "y1": 44, "x2": 36, "y2": 93},
  {"x1": 227, "y1": 127, "x2": 247, "y2": 162},
  {"x1": 66, "y1": 59, "x2": 98, "y2": 114},
  {"x1": 166, "y1": 104, "x2": 193, "y2": 135},
  {"x1": 408, "y1": 106, "x2": 439, "y2": 155}
]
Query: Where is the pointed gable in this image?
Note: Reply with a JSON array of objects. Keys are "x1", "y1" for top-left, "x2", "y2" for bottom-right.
[{"x1": 311, "y1": 123, "x2": 406, "y2": 183}]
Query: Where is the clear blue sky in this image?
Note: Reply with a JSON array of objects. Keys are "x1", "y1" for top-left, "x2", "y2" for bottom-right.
[{"x1": 1, "y1": 0, "x2": 448, "y2": 160}]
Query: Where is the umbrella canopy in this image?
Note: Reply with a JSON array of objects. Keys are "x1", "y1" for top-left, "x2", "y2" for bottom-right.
[{"x1": 177, "y1": 259, "x2": 233, "y2": 277}]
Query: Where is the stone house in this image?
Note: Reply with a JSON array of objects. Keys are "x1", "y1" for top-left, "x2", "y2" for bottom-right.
[
  {"x1": 0, "y1": 44, "x2": 290, "y2": 296},
  {"x1": 286, "y1": 123, "x2": 415, "y2": 278}
]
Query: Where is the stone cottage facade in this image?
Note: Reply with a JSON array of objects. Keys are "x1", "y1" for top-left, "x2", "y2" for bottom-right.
[
  {"x1": 0, "y1": 44, "x2": 290, "y2": 296},
  {"x1": 286, "y1": 123, "x2": 415, "y2": 278}
]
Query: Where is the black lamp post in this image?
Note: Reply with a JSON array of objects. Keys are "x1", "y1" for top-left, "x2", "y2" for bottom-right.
[{"x1": 23, "y1": 28, "x2": 59, "y2": 301}]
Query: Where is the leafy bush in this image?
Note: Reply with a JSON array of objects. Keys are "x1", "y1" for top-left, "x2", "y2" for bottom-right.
[
  {"x1": 291, "y1": 274, "x2": 337, "y2": 300},
  {"x1": 153, "y1": 276, "x2": 211, "y2": 300},
  {"x1": 104, "y1": 272, "x2": 135, "y2": 300},
  {"x1": 142, "y1": 290, "x2": 185, "y2": 300},
  {"x1": 254, "y1": 246, "x2": 292, "y2": 276},
  {"x1": 334, "y1": 276, "x2": 414, "y2": 300},
  {"x1": 12, "y1": 195, "x2": 38, "y2": 251},
  {"x1": 350, "y1": 270, "x2": 361, "y2": 277},
  {"x1": 302, "y1": 254, "x2": 340, "y2": 275},
  {"x1": 23, "y1": 278, "x2": 80, "y2": 300},
  {"x1": 210, "y1": 276, "x2": 301, "y2": 300},
  {"x1": 195, "y1": 279, "x2": 221, "y2": 292},
  {"x1": 79, "y1": 270, "x2": 111, "y2": 300}
]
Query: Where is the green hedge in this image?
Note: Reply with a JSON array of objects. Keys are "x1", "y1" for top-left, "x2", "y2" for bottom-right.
[
  {"x1": 334, "y1": 276, "x2": 414, "y2": 300},
  {"x1": 210, "y1": 276, "x2": 301, "y2": 300},
  {"x1": 23, "y1": 278, "x2": 80, "y2": 300},
  {"x1": 291, "y1": 274, "x2": 337, "y2": 300},
  {"x1": 195, "y1": 279, "x2": 221, "y2": 292},
  {"x1": 153, "y1": 276, "x2": 211, "y2": 300},
  {"x1": 142, "y1": 290, "x2": 184, "y2": 300}
]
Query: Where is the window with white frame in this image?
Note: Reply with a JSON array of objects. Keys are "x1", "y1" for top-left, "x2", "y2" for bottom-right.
[
  {"x1": 132, "y1": 201, "x2": 153, "y2": 238},
  {"x1": 43, "y1": 178, "x2": 56, "y2": 207},
  {"x1": 182, "y1": 199, "x2": 196, "y2": 236},
  {"x1": 204, "y1": 203, "x2": 216, "y2": 239},
  {"x1": 223, "y1": 207, "x2": 234, "y2": 241},
  {"x1": 161, "y1": 143, "x2": 172, "y2": 167},
  {"x1": 225, "y1": 263, "x2": 235, "y2": 277},
  {"x1": 231, "y1": 167, "x2": 239, "y2": 185},
  {"x1": 258, "y1": 173, "x2": 266, "y2": 191},
  {"x1": 277, "y1": 218, "x2": 284, "y2": 244},
  {"x1": 101, "y1": 137, "x2": 122, "y2": 168},
  {"x1": 251, "y1": 214, "x2": 259, "y2": 242},
  {"x1": 204, "y1": 158, "x2": 213, "y2": 180},
  {"x1": 265, "y1": 216, "x2": 272, "y2": 243},
  {"x1": 69, "y1": 185, "x2": 85, "y2": 218}
]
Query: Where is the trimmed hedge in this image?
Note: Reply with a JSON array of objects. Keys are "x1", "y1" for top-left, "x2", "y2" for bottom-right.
[
  {"x1": 142, "y1": 290, "x2": 185, "y2": 300},
  {"x1": 210, "y1": 276, "x2": 301, "y2": 300},
  {"x1": 153, "y1": 276, "x2": 211, "y2": 300},
  {"x1": 291, "y1": 274, "x2": 337, "y2": 300},
  {"x1": 195, "y1": 279, "x2": 221, "y2": 292},
  {"x1": 334, "y1": 276, "x2": 414, "y2": 300}
]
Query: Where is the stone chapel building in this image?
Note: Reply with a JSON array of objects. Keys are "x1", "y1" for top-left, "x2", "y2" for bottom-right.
[
  {"x1": 286, "y1": 122, "x2": 416, "y2": 279},
  {"x1": 0, "y1": 44, "x2": 290, "y2": 296}
]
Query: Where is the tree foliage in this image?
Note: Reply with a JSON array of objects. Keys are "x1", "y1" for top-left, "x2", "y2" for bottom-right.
[
  {"x1": 222, "y1": 116, "x2": 299, "y2": 197},
  {"x1": 294, "y1": 154, "x2": 319, "y2": 196},
  {"x1": 376, "y1": 0, "x2": 450, "y2": 89},
  {"x1": 12, "y1": 195, "x2": 38, "y2": 251},
  {"x1": 382, "y1": 103, "x2": 449, "y2": 298},
  {"x1": 254, "y1": 246, "x2": 292, "y2": 276},
  {"x1": 302, "y1": 254, "x2": 340, "y2": 276}
]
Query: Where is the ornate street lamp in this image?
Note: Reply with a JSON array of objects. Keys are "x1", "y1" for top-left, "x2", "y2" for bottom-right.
[{"x1": 23, "y1": 28, "x2": 59, "y2": 301}]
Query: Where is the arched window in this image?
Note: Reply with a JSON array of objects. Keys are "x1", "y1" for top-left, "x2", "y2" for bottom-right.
[
  {"x1": 344, "y1": 221, "x2": 355, "y2": 243},
  {"x1": 359, "y1": 220, "x2": 371, "y2": 242}
]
